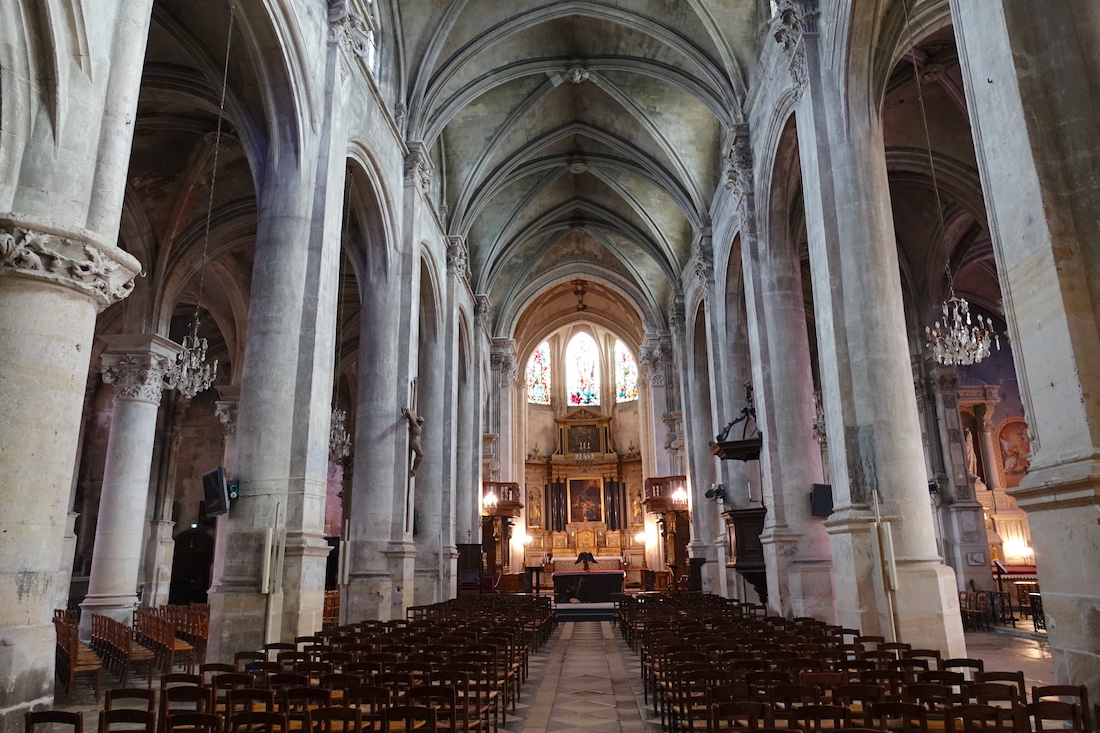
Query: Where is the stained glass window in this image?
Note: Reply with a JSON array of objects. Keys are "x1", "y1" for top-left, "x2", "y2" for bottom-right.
[
  {"x1": 567, "y1": 332, "x2": 600, "y2": 405},
  {"x1": 526, "y1": 341, "x2": 551, "y2": 405},
  {"x1": 615, "y1": 340, "x2": 639, "y2": 402}
]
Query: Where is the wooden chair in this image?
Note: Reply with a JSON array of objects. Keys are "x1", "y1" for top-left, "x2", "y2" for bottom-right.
[
  {"x1": 1032, "y1": 685, "x2": 1091, "y2": 733},
  {"x1": 709, "y1": 701, "x2": 773, "y2": 732},
  {"x1": 1025, "y1": 701, "x2": 1088, "y2": 733},
  {"x1": 835, "y1": 684, "x2": 883, "y2": 728},
  {"x1": 25, "y1": 711, "x2": 83, "y2": 733},
  {"x1": 975, "y1": 672, "x2": 1026, "y2": 700},
  {"x1": 228, "y1": 711, "x2": 290, "y2": 733},
  {"x1": 227, "y1": 687, "x2": 276, "y2": 716},
  {"x1": 428, "y1": 671, "x2": 483, "y2": 733},
  {"x1": 795, "y1": 704, "x2": 851, "y2": 732},
  {"x1": 98, "y1": 709, "x2": 156, "y2": 733},
  {"x1": 199, "y1": 663, "x2": 234, "y2": 685},
  {"x1": 943, "y1": 658, "x2": 985, "y2": 681},
  {"x1": 54, "y1": 618, "x2": 103, "y2": 701},
  {"x1": 767, "y1": 684, "x2": 820, "y2": 729},
  {"x1": 306, "y1": 707, "x2": 364, "y2": 733},
  {"x1": 944, "y1": 703, "x2": 1015, "y2": 733},
  {"x1": 106, "y1": 687, "x2": 157, "y2": 712},
  {"x1": 871, "y1": 701, "x2": 928, "y2": 733},
  {"x1": 162, "y1": 674, "x2": 202, "y2": 690},
  {"x1": 158, "y1": 685, "x2": 215, "y2": 733},
  {"x1": 164, "y1": 713, "x2": 221, "y2": 733},
  {"x1": 284, "y1": 687, "x2": 333, "y2": 730},
  {"x1": 381, "y1": 706, "x2": 436, "y2": 733},
  {"x1": 343, "y1": 686, "x2": 391, "y2": 732},
  {"x1": 905, "y1": 649, "x2": 942, "y2": 671}
]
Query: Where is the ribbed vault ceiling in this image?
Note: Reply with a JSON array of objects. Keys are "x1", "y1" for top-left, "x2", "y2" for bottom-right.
[{"x1": 400, "y1": 0, "x2": 756, "y2": 332}]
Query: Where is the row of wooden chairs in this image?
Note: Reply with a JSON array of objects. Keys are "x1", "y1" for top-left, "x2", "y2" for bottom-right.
[
  {"x1": 90, "y1": 614, "x2": 160, "y2": 688},
  {"x1": 26, "y1": 706, "x2": 443, "y2": 733},
  {"x1": 136, "y1": 609, "x2": 197, "y2": 675},
  {"x1": 618, "y1": 592, "x2": 1094, "y2": 733},
  {"x1": 53, "y1": 617, "x2": 103, "y2": 701},
  {"x1": 705, "y1": 699, "x2": 1089, "y2": 733},
  {"x1": 149, "y1": 668, "x2": 495, "y2": 732}
]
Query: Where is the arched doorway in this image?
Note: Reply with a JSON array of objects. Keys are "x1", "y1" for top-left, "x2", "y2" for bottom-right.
[{"x1": 168, "y1": 529, "x2": 214, "y2": 605}]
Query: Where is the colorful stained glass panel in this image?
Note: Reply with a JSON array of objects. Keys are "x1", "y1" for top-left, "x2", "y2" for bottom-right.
[
  {"x1": 567, "y1": 332, "x2": 600, "y2": 405},
  {"x1": 526, "y1": 341, "x2": 551, "y2": 404},
  {"x1": 615, "y1": 340, "x2": 639, "y2": 402}
]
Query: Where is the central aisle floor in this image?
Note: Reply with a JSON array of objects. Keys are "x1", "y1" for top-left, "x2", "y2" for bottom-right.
[{"x1": 507, "y1": 621, "x2": 659, "y2": 733}]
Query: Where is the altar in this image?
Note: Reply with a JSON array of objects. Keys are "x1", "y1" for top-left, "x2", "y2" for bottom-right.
[{"x1": 552, "y1": 570, "x2": 625, "y2": 603}]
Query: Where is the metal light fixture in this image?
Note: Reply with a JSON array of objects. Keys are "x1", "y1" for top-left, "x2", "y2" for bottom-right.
[
  {"x1": 329, "y1": 407, "x2": 352, "y2": 459},
  {"x1": 900, "y1": 2, "x2": 1001, "y2": 366},
  {"x1": 167, "y1": 323, "x2": 218, "y2": 398},
  {"x1": 168, "y1": 3, "x2": 235, "y2": 396},
  {"x1": 575, "y1": 439, "x2": 595, "y2": 466},
  {"x1": 925, "y1": 295, "x2": 999, "y2": 366}
]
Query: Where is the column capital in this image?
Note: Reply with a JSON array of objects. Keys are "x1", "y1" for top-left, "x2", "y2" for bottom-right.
[
  {"x1": 773, "y1": 0, "x2": 808, "y2": 93},
  {"x1": 0, "y1": 219, "x2": 141, "y2": 310},
  {"x1": 99, "y1": 334, "x2": 182, "y2": 405},
  {"x1": 474, "y1": 294, "x2": 491, "y2": 328},
  {"x1": 404, "y1": 142, "x2": 433, "y2": 191},
  {"x1": 690, "y1": 233, "x2": 714, "y2": 298},
  {"x1": 446, "y1": 236, "x2": 470, "y2": 279},
  {"x1": 668, "y1": 294, "x2": 686, "y2": 335},
  {"x1": 214, "y1": 385, "x2": 239, "y2": 436}
]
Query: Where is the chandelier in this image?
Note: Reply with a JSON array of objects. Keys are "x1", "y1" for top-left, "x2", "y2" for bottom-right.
[
  {"x1": 575, "y1": 440, "x2": 595, "y2": 466},
  {"x1": 169, "y1": 3, "x2": 235, "y2": 397},
  {"x1": 925, "y1": 294, "x2": 1000, "y2": 366},
  {"x1": 896, "y1": 1, "x2": 1004, "y2": 367},
  {"x1": 329, "y1": 407, "x2": 352, "y2": 459},
  {"x1": 168, "y1": 321, "x2": 218, "y2": 397}
]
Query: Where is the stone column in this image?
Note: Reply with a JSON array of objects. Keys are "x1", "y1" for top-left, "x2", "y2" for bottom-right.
[
  {"x1": 413, "y1": 297, "x2": 447, "y2": 605},
  {"x1": 142, "y1": 395, "x2": 189, "y2": 608},
  {"x1": 0, "y1": 235, "x2": 139, "y2": 728},
  {"x1": 794, "y1": 5, "x2": 964, "y2": 654},
  {"x1": 342, "y1": 261, "x2": 413, "y2": 621},
  {"x1": 951, "y1": 0, "x2": 1100, "y2": 698},
  {"x1": 930, "y1": 369, "x2": 991, "y2": 591},
  {"x1": 976, "y1": 407, "x2": 1004, "y2": 492},
  {"x1": 0, "y1": 0, "x2": 150, "y2": 723},
  {"x1": 738, "y1": 132, "x2": 835, "y2": 620},
  {"x1": 489, "y1": 340, "x2": 519, "y2": 482},
  {"x1": 80, "y1": 335, "x2": 180, "y2": 628}
]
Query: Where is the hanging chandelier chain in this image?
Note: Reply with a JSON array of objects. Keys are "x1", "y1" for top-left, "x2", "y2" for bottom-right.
[
  {"x1": 902, "y1": 0, "x2": 1000, "y2": 366},
  {"x1": 195, "y1": 0, "x2": 237, "y2": 314},
  {"x1": 329, "y1": 196, "x2": 354, "y2": 459},
  {"x1": 900, "y1": 0, "x2": 955, "y2": 297},
  {"x1": 168, "y1": 2, "x2": 234, "y2": 398}
]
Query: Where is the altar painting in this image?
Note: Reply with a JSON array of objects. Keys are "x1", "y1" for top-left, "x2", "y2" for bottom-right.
[{"x1": 568, "y1": 477, "x2": 604, "y2": 523}]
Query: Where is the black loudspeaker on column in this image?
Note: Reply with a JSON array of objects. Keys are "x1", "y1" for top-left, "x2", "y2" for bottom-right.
[{"x1": 809, "y1": 483, "x2": 833, "y2": 518}]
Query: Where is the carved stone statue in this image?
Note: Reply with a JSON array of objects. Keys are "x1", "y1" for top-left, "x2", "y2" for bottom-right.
[
  {"x1": 965, "y1": 428, "x2": 978, "y2": 478},
  {"x1": 402, "y1": 405, "x2": 424, "y2": 478},
  {"x1": 528, "y1": 487, "x2": 542, "y2": 527}
]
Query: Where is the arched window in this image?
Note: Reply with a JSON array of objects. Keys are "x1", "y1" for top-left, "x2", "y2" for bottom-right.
[
  {"x1": 526, "y1": 341, "x2": 551, "y2": 405},
  {"x1": 567, "y1": 332, "x2": 600, "y2": 405},
  {"x1": 615, "y1": 340, "x2": 639, "y2": 402}
]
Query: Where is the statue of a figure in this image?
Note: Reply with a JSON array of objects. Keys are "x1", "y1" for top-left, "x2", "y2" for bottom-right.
[
  {"x1": 528, "y1": 489, "x2": 542, "y2": 526},
  {"x1": 965, "y1": 428, "x2": 978, "y2": 477},
  {"x1": 402, "y1": 405, "x2": 424, "y2": 478}
]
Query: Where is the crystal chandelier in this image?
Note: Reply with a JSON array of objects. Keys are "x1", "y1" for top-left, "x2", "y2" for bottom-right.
[
  {"x1": 168, "y1": 321, "x2": 218, "y2": 397},
  {"x1": 168, "y1": 6, "x2": 235, "y2": 398},
  {"x1": 925, "y1": 294, "x2": 1000, "y2": 366},
  {"x1": 899, "y1": 2, "x2": 1002, "y2": 367},
  {"x1": 329, "y1": 407, "x2": 352, "y2": 459}
]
